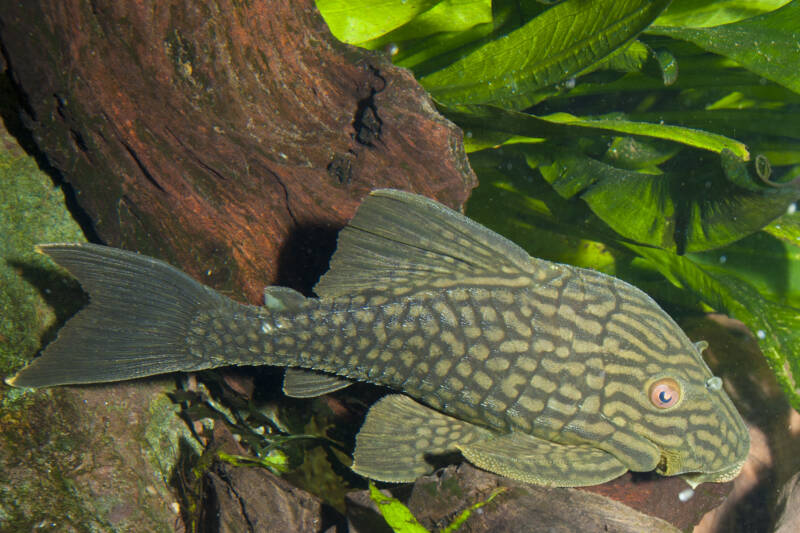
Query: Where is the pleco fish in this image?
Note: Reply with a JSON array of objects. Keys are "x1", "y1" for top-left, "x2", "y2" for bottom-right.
[{"x1": 7, "y1": 189, "x2": 749, "y2": 488}]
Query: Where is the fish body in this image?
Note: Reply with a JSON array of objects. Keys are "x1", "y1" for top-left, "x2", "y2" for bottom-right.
[{"x1": 8, "y1": 189, "x2": 749, "y2": 487}]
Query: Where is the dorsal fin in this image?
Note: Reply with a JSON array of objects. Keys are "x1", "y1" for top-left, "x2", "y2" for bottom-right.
[
  {"x1": 314, "y1": 189, "x2": 534, "y2": 298},
  {"x1": 263, "y1": 286, "x2": 306, "y2": 310}
]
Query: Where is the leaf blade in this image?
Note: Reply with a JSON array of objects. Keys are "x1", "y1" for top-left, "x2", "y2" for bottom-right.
[
  {"x1": 369, "y1": 482, "x2": 430, "y2": 533},
  {"x1": 631, "y1": 244, "x2": 800, "y2": 411},
  {"x1": 648, "y1": 1, "x2": 800, "y2": 93},
  {"x1": 316, "y1": 0, "x2": 442, "y2": 44},
  {"x1": 420, "y1": 0, "x2": 671, "y2": 107}
]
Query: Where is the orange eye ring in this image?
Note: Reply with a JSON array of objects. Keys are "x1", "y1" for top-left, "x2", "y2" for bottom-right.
[{"x1": 649, "y1": 378, "x2": 681, "y2": 409}]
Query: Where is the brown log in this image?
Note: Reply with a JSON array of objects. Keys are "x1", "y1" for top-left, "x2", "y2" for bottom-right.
[
  {"x1": 346, "y1": 464, "x2": 683, "y2": 533},
  {"x1": 0, "y1": 0, "x2": 476, "y2": 302}
]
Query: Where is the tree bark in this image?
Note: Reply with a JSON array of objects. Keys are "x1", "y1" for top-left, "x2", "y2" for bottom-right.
[{"x1": 0, "y1": 0, "x2": 476, "y2": 302}]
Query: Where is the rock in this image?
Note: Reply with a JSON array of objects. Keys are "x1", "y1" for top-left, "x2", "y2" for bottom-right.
[
  {"x1": 580, "y1": 471, "x2": 732, "y2": 530},
  {"x1": 773, "y1": 471, "x2": 800, "y2": 533},
  {"x1": 200, "y1": 462, "x2": 336, "y2": 533},
  {"x1": 196, "y1": 423, "x2": 344, "y2": 533},
  {"x1": 0, "y1": 381, "x2": 193, "y2": 531}
]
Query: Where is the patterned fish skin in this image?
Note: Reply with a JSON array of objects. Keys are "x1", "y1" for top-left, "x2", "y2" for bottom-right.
[
  {"x1": 9, "y1": 189, "x2": 749, "y2": 486},
  {"x1": 189, "y1": 253, "x2": 748, "y2": 483}
]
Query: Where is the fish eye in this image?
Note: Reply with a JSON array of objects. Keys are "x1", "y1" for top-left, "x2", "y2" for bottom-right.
[{"x1": 649, "y1": 378, "x2": 681, "y2": 409}]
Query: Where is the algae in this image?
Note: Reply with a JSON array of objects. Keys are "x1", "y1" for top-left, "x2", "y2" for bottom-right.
[{"x1": 0, "y1": 97, "x2": 199, "y2": 530}]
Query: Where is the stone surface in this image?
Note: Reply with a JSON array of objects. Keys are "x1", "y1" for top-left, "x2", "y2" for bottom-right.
[
  {"x1": 0, "y1": 381, "x2": 193, "y2": 531},
  {"x1": 195, "y1": 422, "x2": 343, "y2": 533},
  {"x1": 201, "y1": 461, "x2": 334, "y2": 533},
  {"x1": 581, "y1": 471, "x2": 732, "y2": 531},
  {"x1": 773, "y1": 471, "x2": 800, "y2": 533}
]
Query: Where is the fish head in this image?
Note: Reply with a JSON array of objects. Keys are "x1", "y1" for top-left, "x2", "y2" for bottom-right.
[{"x1": 625, "y1": 338, "x2": 750, "y2": 487}]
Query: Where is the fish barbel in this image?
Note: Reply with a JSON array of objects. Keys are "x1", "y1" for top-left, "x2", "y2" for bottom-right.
[{"x1": 7, "y1": 189, "x2": 749, "y2": 487}]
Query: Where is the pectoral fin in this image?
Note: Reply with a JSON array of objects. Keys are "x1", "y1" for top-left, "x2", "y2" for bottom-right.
[
  {"x1": 352, "y1": 394, "x2": 491, "y2": 482},
  {"x1": 282, "y1": 368, "x2": 352, "y2": 398},
  {"x1": 457, "y1": 432, "x2": 628, "y2": 487},
  {"x1": 352, "y1": 394, "x2": 628, "y2": 486}
]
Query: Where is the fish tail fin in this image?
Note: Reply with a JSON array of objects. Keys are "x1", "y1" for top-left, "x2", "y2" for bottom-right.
[{"x1": 7, "y1": 243, "x2": 240, "y2": 388}]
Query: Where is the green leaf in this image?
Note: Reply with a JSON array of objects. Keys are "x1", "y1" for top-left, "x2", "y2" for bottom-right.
[
  {"x1": 465, "y1": 147, "x2": 626, "y2": 272},
  {"x1": 631, "y1": 244, "x2": 800, "y2": 412},
  {"x1": 543, "y1": 112, "x2": 750, "y2": 159},
  {"x1": 369, "y1": 482, "x2": 430, "y2": 533},
  {"x1": 394, "y1": 2, "x2": 543, "y2": 75},
  {"x1": 440, "y1": 487, "x2": 506, "y2": 533},
  {"x1": 359, "y1": 0, "x2": 493, "y2": 51},
  {"x1": 556, "y1": 53, "x2": 796, "y2": 104},
  {"x1": 392, "y1": 20, "x2": 495, "y2": 73},
  {"x1": 649, "y1": 1, "x2": 800, "y2": 93},
  {"x1": 574, "y1": 40, "x2": 651, "y2": 76},
  {"x1": 216, "y1": 450, "x2": 290, "y2": 474},
  {"x1": 751, "y1": 141, "x2": 800, "y2": 166},
  {"x1": 690, "y1": 231, "x2": 800, "y2": 308},
  {"x1": 538, "y1": 147, "x2": 798, "y2": 253},
  {"x1": 764, "y1": 207, "x2": 800, "y2": 248},
  {"x1": 602, "y1": 40, "x2": 652, "y2": 74},
  {"x1": 316, "y1": 0, "x2": 442, "y2": 44},
  {"x1": 419, "y1": 0, "x2": 671, "y2": 107},
  {"x1": 604, "y1": 137, "x2": 679, "y2": 172},
  {"x1": 655, "y1": 0, "x2": 791, "y2": 28},
  {"x1": 629, "y1": 109, "x2": 800, "y2": 142},
  {"x1": 440, "y1": 105, "x2": 750, "y2": 158}
]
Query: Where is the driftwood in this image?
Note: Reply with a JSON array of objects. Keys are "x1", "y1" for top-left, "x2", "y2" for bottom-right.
[
  {"x1": 198, "y1": 425, "x2": 341, "y2": 533},
  {"x1": 346, "y1": 464, "x2": 683, "y2": 533},
  {"x1": 0, "y1": 0, "x2": 476, "y2": 302}
]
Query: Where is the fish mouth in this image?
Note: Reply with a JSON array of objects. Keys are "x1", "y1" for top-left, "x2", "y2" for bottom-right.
[
  {"x1": 653, "y1": 447, "x2": 743, "y2": 485},
  {"x1": 679, "y1": 458, "x2": 746, "y2": 489}
]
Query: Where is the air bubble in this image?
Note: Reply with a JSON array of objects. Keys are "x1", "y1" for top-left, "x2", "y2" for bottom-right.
[
  {"x1": 705, "y1": 376, "x2": 723, "y2": 391},
  {"x1": 678, "y1": 488, "x2": 695, "y2": 502}
]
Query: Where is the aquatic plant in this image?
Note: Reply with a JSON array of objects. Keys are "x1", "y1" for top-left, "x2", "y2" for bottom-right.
[{"x1": 317, "y1": 0, "x2": 800, "y2": 411}]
